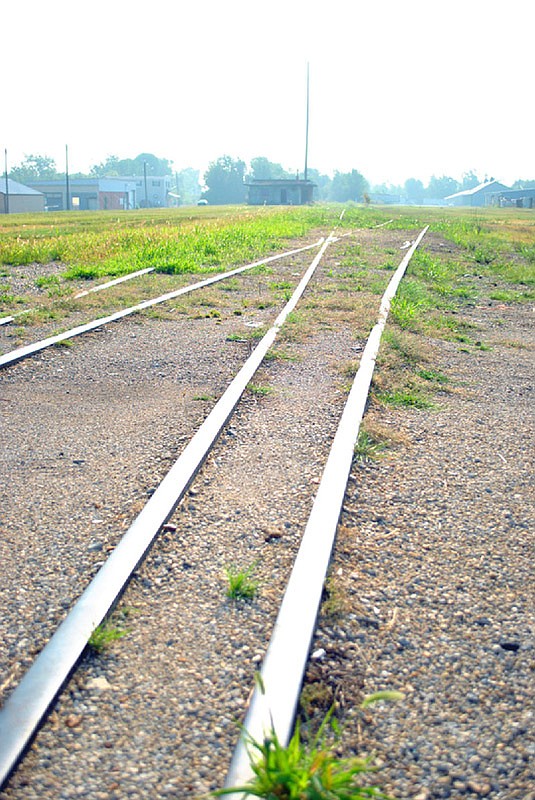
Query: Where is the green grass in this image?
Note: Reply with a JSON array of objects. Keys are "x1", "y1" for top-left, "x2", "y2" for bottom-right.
[
  {"x1": 0, "y1": 205, "x2": 381, "y2": 278},
  {"x1": 263, "y1": 348, "x2": 300, "y2": 363},
  {"x1": 376, "y1": 388, "x2": 434, "y2": 410},
  {"x1": 225, "y1": 563, "x2": 259, "y2": 600},
  {"x1": 214, "y1": 697, "x2": 402, "y2": 799},
  {"x1": 353, "y1": 429, "x2": 387, "y2": 462},
  {"x1": 248, "y1": 383, "x2": 274, "y2": 397},
  {"x1": 88, "y1": 622, "x2": 128, "y2": 652},
  {"x1": 416, "y1": 368, "x2": 449, "y2": 384}
]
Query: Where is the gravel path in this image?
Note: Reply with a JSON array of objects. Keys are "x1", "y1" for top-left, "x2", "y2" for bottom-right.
[{"x1": 0, "y1": 228, "x2": 533, "y2": 799}]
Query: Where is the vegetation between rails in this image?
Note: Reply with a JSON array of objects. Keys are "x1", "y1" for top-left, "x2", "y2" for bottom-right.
[{"x1": 225, "y1": 563, "x2": 259, "y2": 601}]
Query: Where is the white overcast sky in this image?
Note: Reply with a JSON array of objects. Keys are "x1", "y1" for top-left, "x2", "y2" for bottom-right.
[{"x1": 3, "y1": 0, "x2": 534, "y2": 186}]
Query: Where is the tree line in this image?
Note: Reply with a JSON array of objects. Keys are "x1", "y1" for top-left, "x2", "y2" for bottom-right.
[{"x1": 8, "y1": 152, "x2": 535, "y2": 206}]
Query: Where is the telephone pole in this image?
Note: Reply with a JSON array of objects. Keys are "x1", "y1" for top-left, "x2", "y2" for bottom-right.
[
  {"x1": 304, "y1": 62, "x2": 310, "y2": 182},
  {"x1": 4, "y1": 149, "x2": 9, "y2": 214},
  {"x1": 65, "y1": 145, "x2": 71, "y2": 211}
]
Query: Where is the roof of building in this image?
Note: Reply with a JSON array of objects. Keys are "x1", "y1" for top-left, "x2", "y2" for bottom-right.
[
  {"x1": 0, "y1": 178, "x2": 44, "y2": 196},
  {"x1": 445, "y1": 179, "x2": 508, "y2": 200},
  {"x1": 488, "y1": 188, "x2": 535, "y2": 198}
]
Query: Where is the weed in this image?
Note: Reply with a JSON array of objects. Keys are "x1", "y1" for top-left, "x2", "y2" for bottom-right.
[
  {"x1": 248, "y1": 383, "x2": 274, "y2": 398},
  {"x1": 354, "y1": 430, "x2": 386, "y2": 462},
  {"x1": 35, "y1": 275, "x2": 61, "y2": 289},
  {"x1": 193, "y1": 393, "x2": 214, "y2": 402},
  {"x1": 490, "y1": 288, "x2": 534, "y2": 303},
  {"x1": 321, "y1": 577, "x2": 350, "y2": 619},
  {"x1": 88, "y1": 622, "x2": 128, "y2": 652},
  {"x1": 219, "y1": 278, "x2": 241, "y2": 291},
  {"x1": 263, "y1": 348, "x2": 299, "y2": 363},
  {"x1": 299, "y1": 682, "x2": 334, "y2": 717},
  {"x1": 214, "y1": 704, "x2": 392, "y2": 799},
  {"x1": 416, "y1": 368, "x2": 449, "y2": 384},
  {"x1": 225, "y1": 563, "x2": 259, "y2": 601},
  {"x1": 376, "y1": 389, "x2": 434, "y2": 409},
  {"x1": 269, "y1": 280, "x2": 293, "y2": 291}
]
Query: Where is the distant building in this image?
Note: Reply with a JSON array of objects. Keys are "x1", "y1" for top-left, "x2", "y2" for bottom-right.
[
  {"x1": 487, "y1": 187, "x2": 535, "y2": 209},
  {"x1": 445, "y1": 179, "x2": 509, "y2": 207},
  {"x1": 0, "y1": 178, "x2": 45, "y2": 214},
  {"x1": 245, "y1": 179, "x2": 315, "y2": 206},
  {"x1": 27, "y1": 176, "x2": 172, "y2": 211},
  {"x1": 368, "y1": 192, "x2": 403, "y2": 205},
  {"x1": 122, "y1": 175, "x2": 172, "y2": 208}
]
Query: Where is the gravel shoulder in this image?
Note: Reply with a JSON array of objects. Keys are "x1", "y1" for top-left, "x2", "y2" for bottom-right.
[{"x1": 311, "y1": 302, "x2": 534, "y2": 799}]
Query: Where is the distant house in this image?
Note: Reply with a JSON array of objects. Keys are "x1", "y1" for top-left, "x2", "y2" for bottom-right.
[
  {"x1": 122, "y1": 175, "x2": 172, "y2": 208},
  {"x1": 245, "y1": 179, "x2": 315, "y2": 206},
  {"x1": 27, "y1": 176, "x2": 172, "y2": 211},
  {"x1": 445, "y1": 179, "x2": 509, "y2": 207},
  {"x1": 0, "y1": 179, "x2": 45, "y2": 214}
]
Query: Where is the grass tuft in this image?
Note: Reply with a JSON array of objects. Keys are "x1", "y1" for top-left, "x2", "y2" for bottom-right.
[
  {"x1": 214, "y1": 704, "x2": 392, "y2": 799},
  {"x1": 354, "y1": 429, "x2": 387, "y2": 462},
  {"x1": 88, "y1": 622, "x2": 128, "y2": 652},
  {"x1": 225, "y1": 563, "x2": 259, "y2": 601}
]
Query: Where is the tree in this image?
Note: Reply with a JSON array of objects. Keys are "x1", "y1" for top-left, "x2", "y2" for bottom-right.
[
  {"x1": 404, "y1": 178, "x2": 425, "y2": 204},
  {"x1": 174, "y1": 168, "x2": 201, "y2": 204},
  {"x1": 306, "y1": 168, "x2": 331, "y2": 201},
  {"x1": 461, "y1": 170, "x2": 480, "y2": 190},
  {"x1": 10, "y1": 154, "x2": 58, "y2": 183},
  {"x1": 248, "y1": 157, "x2": 290, "y2": 181},
  {"x1": 203, "y1": 156, "x2": 246, "y2": 205},
  {"x1": 426, "y1": 175, "x2": 459, "y2": 199},
  {"x1": 133, "y1": 153, "x2": 173, "y2": 176},
  {"x1": 329, "y1": 170, "x2": 369, "y2": 202},
  {"x1": 90, "y1": 153, "x2": 173, "y2": 177},
  {"x1": 512, "y1": 178, "x2": 535, "y2": 189},
  {"x1": 90, "y1": 155, "x2": 121, "y2": 177}
]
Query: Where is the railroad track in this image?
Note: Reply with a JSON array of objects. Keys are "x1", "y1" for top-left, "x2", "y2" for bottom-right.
[
  {"x1": 0, "y1": 224, "x2": 427, "y2": 797},
  {"x1": 0, "y1": 239, "x2": 324, "y2": 367}
]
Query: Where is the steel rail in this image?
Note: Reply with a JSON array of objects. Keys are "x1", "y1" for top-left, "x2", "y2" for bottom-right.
[
  {"x1": 0, "y1": 239, "x2": 323, "y2": 369},
  {"x1": 224, "y1": 226, "x2": 429, "y2": 795},
  {"x1": 74, "y1": 267, "x2": 155, "y2": 298},
  {"x1": 0, "y1": 231, "x2": 338, "y2": 787},
  {"x1": 0, "y1": 310, "x2": 30, "y2": 327}
]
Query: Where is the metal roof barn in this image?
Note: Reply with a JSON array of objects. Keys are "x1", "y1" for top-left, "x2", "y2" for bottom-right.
[
  {"x1": 0, "y1": 179, "x2": 45, "y2": 214},
  {"x1": 445, "y1": 179, "x2": 509, "y2": 207}
]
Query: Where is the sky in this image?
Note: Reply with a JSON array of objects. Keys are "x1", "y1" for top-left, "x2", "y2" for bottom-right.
[{"x1": 3, "y1": 0, "x2": 534, "y2": 188}]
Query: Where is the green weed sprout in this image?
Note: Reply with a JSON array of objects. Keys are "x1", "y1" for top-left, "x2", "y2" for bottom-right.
[
  {"x1": 88, "y1": 622, "x2": 128, "y2": 652},
  {"x1": 225, "y1": 563, "x2": 259, "y2": 601},
  {"x1": 215, "y1": 692, "x2": 404, "y2": 799}
]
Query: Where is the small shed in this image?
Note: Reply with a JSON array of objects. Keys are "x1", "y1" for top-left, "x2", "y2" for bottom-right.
[
  {"x1": 487, "y1": 188, "x2": 535, "y2": 209},
  {"x1": 445, "y1": 179, "x2": 509, "y2": 207},
  {"x1": 246, "y1": 179, "x2": 315, "y2": 206},
  {"x1": 0, "y1": 178, "x2": 45, "y2": 214}
]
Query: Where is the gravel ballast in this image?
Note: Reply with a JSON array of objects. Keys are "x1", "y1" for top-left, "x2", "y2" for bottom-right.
[{"x1": 0, "y1": 228, "x2": 533, "y2": 799}]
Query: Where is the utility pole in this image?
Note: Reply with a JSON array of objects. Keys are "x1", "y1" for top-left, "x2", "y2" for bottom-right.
[
  {"x1": 4, "y1": 149, "x2": 9, "y2": 214},
  {"x1": 304, "y1": 62, "x2": 310, "y2": 183},
  {"x1": 65, "y1": 144, "x2": 71, "y2": 211},
  {"x1": 143, "y1": 161, "x2": 148, "y2": 208}
]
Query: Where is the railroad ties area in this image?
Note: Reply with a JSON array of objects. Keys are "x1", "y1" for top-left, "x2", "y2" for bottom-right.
[{"x1": 0, "y1": 221, "x2": 533, "y2": 799}]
